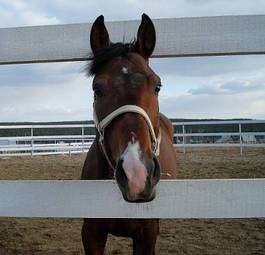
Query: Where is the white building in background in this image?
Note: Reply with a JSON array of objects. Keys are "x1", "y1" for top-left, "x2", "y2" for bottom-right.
[
  {"x1": 215, "y1": 135, "x2": 234, "y2": 143},
  {"x1": 242, "y1": 134, "x2": 257, "y2": 143}
]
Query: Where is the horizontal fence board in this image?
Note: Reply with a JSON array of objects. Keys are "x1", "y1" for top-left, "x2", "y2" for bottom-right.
[
  {"x1": 0, "y1": 150, "x2": 89, "y2": 157},
  {"x1": 0, "y1": 124, "x2": 94, "y2": 129},
  {"x1": 1, "y1": 15, "x2": 265, "y2": 64},
  {"x1": 0, "y1": 135, "x2": 94, "y2": 141},
  {"x1": 174, "y1": 132, "x2": 265, "y2": 137},
  {"x1": 172, "y1": 120, "x2": 265, "y2": 125},
  {"x1": 174, "y1": 143, "x2": 265, "y2": 148},
  {"x1": 0, "y1": 146, "x2": 90, "y2": 152},
  {"x1": 0, "y1": 179, "x2": 264, "y2": 218},
  {"x1": 0, "y1": 120, "x2": 264, "y2": 130},
  {"x1": 174, "y1": 132, "x2": 240, "y2": 137}
]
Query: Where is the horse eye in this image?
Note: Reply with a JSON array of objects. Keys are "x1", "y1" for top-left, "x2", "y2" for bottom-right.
[
  {"x1": 154, "y1": 84, "x2": 161, "y2": 95},
  {"x1": 94, "y1": 88, "x2": 103, "y2": 99}
]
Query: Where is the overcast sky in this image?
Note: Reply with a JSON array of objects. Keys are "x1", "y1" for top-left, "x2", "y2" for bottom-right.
[{"x1": 0, "y1": 0, "x2": 265, "y2": 122}]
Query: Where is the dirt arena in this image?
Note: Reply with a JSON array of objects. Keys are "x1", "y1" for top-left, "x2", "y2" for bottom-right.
[{"x1": 0, "y1": 148, "x2": 264, "y2": 254}]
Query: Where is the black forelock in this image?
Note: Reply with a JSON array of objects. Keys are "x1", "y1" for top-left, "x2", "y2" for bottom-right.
[{"x1": 87, "y1": 42, "x2": 136, "y2": 76}]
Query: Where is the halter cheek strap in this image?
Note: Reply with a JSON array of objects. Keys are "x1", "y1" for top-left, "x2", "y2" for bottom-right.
[{"x1": 93, "y1": 105, "x2": 161, "y2": 171}]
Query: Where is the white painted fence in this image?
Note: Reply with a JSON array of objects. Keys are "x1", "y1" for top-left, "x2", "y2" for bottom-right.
[
  {"x1": 0, "y1": 120, "x2": 264, "y2": 157},
  {"x1": 173, "y1": 119, "x2": 265, "y2": 155},
  {"x1": 0, "y1": 15, "x2": 265, "y2": 219},
  {"x1": 0, "y1": 179, "x2": 264, "y2": 218},
  {"x1": 1, "y1": 15, "x2": 265, "y2": 64},
  {"x1": 0, "y1": 124, "x2": 94, "y2": 157}
]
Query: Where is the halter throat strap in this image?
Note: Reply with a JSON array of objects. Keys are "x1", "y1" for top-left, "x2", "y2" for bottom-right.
[{"x1": 93, "y1": 105, "x2": 161, "y2": 170}]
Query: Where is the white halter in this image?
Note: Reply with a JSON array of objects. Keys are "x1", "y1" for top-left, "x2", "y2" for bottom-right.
[{"x1": 93, "y1": 104, "x2": 161, "y2": 171}]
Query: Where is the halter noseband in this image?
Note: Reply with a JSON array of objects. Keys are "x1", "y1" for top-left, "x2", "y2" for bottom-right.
[{"x1": 93, "y1": 104, "x2": 161, "y2": 171}]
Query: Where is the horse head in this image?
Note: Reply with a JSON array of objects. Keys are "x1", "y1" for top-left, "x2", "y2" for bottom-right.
[{"x1": 89, "y1": 14, "x2": 161, "y2": 202}]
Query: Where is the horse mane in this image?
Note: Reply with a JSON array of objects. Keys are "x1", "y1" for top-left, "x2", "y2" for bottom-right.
[{"x1": 87, "y1": 42, "x2": 136, "y2": 76}]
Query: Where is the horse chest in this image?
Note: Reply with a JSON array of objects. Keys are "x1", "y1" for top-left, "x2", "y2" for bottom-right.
[{"x1": 108, "y1": 219, "x2": 153, "y2": 238}]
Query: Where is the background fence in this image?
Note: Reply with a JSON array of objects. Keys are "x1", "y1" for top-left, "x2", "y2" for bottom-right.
[
  {"x1": 0, "y1": 120, "x2": 264, "y2": 157},
  {"x1": 0, "y1": 15, "x2": 265, "y2": 218},
  {"x1": 0, "y1": 124, "x2": 94, "y2": 157}
]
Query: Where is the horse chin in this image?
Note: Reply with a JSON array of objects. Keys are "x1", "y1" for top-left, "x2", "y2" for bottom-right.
[
  {"x1": 125, "y1": 191, "x2": 156, "y2": 203},
  {"x1": 118, "y1": 183, "x2": 157, "y2": 203}
]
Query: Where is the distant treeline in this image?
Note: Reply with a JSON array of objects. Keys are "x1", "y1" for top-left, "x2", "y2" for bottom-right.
[
  {"x1": 0, "y1": 119, "x2": 264, "y2": 137},
  {"x1": 0, "y1": 121, "x2": 94, "y2": 137}
]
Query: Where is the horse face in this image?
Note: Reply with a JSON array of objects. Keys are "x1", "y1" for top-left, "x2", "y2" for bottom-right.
[{"x1": 90, "y1": 14, "x2": 161, "y2": 202}]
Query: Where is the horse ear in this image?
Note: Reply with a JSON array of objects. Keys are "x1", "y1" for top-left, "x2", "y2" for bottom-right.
[
  {"x1": 135, "y1": 14, "x2": 156, "y2": 59},
  {"x1": 90, "y1": 15, "x2": 110, "y2": 54}
]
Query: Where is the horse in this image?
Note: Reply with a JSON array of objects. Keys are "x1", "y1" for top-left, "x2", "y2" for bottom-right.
[{"x1": 81, "y1": 14, "x2": 177, "y2": 255}]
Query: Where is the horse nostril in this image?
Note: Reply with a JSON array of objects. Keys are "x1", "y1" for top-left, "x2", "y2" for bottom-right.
[
  {"x1": 144, "y1": 155, "x2": 160, "y2": 185},
  {"x1": 115, "y1": 159, "x2": 127, "y2": 186},
  {"x1": 152, "y1": 155, "x2": 161, "y2": 184}
]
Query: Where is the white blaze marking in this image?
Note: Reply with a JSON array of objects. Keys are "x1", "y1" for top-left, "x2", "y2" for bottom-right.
[
  {"x1": 122, "y1": 67, "x2": 128, "y2": 74},
  {"x1": 122, "y1": 141, "x2": 147, "y2": 198}
]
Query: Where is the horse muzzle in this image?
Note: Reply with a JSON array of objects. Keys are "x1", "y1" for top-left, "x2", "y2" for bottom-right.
[{"x1": 115, "y1": 153, "x2": 160, "y2": 203}]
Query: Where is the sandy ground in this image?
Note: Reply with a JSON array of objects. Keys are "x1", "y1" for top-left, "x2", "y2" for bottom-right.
[{"x1": 0, "y1": 148, "x2": 264, "y2": 254}]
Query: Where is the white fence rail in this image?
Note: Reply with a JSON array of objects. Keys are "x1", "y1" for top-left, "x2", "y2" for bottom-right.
[
  {"x1": 0, "y1": 124, "x2": 94, "y2": 157},
  {"x1": 173, "y1": 120, "x2": 265, "y2": 154},
  {"x1": 0, "y1": 120, "x2": 264, "y2": 157},
  {"x1": 1, "y1": 15, "x2": 265, "y2": 64},
  {"x1": 0, "y1": 179, "x2": 264, "y2": 218},
  {"x1": 1, "y1": 15, "x2": 265, "y2": 220}
]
